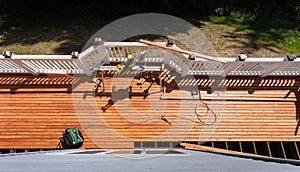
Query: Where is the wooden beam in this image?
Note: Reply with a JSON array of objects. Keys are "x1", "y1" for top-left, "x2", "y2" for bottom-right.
[
  {"x1": 139, "y1": 39, "x2": 227, "y2": 64},
  {"x1": 181, "y1": 143, "x2": 267, "y2": 158}
]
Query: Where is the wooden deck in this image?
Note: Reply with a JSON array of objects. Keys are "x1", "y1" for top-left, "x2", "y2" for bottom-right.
[{"x1": 0, "y1": 73, "x2": 300, "y2": 150}]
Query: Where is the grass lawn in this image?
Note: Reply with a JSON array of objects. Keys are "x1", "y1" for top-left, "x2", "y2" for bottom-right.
[{"x1": 210, "y1": 15, "x2": 300, "y2": 54}]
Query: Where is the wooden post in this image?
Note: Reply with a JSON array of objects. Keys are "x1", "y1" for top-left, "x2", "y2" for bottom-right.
[
  {"x1": 239, "y1": 142, "x2": 243, "y2": 152},
  {"x1": 280, "y1": 142, "x2": 287, "y2": 159},
  {"x1": 253, "y1": 141, "x2": 257, "y2": 155},
  {"x1": 267, "y1": 142, "x2": 272, "y2": 157},
  {"x1": 294, "y1": 142, "x2": 300, "y2": 160}
]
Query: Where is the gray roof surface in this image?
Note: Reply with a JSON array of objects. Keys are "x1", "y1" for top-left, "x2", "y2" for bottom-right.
[{"x1": 0, "y1": 149, "x2": 299, "y2": 172}]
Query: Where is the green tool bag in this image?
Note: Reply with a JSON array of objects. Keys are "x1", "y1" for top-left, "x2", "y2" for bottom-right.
[{"x1": 62, "y1": 128, "x2": 84, "y2": 149}]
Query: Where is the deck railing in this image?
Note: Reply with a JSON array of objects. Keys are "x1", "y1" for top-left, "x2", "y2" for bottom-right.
[{"x1": 1, "y1": 40, "x2": 299, "y2": 77}]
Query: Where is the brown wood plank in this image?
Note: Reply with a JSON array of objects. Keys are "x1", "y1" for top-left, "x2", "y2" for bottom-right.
[{"x1": 0, "y1": 74, "x2": 300, "y2": 150}]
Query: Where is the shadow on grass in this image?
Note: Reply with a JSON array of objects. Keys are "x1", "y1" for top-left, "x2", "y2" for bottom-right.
[
  {"x1": 3, "y1": 15, "x2": 288, "y2": 57},
  {"x1": 222, "y1": 30, "x2": 286, "y2": 55},
  {"x1": 0, "y1": 17, "x2": 113, "y2": 54},
  {"x1": 1, "y1": 16, "x2": 207, "y2": 55},
  {"x1": 211, "y1": 15, "x2": 299, "y2": 54}
]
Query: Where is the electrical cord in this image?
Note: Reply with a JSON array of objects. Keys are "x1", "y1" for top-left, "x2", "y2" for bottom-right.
[{"x1": 194, "y1": 101, "x2": 217, "y2": 125}]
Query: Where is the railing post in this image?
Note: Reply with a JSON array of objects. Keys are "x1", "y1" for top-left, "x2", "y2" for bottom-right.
[
  {"x1": 75, "y1": 58, "x2": 92, "y2": 76},
  {"x1": 77, "y1": 45, "x2": 107, "y2": 76}
]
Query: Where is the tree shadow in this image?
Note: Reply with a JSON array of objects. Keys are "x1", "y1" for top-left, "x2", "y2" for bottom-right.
[
  {"x1": 1, "y1": 17, "x2": 112, "y2": 54},
  {"x1": 1, "y1": 16, "x2": 208, "y2": 55},
  {"x1": 222, "y1": 29, "x2": 287, "y2": 56}
]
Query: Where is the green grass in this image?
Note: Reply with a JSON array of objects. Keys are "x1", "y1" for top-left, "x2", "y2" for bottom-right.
[{"x1": 210, "y1": 15, "x2": 300, "y2": 54}]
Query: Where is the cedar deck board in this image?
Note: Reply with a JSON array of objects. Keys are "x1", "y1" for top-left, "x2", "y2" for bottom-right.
[{"x1": 0, "y1": 74, "x2": 300, "y2": 149}]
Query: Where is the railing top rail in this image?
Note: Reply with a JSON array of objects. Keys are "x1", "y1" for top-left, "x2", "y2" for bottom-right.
[
  {"x1": 0, "y1": 54, "x2": 73, "y2": 60},
  {"x1": 103, "y1": 42, "x2": 149, "y2": 47}
]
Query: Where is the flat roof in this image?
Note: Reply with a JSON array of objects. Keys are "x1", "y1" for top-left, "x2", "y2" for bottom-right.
[{"x1": 0, "y1": 149, "x2": 299, "y2": 171}]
